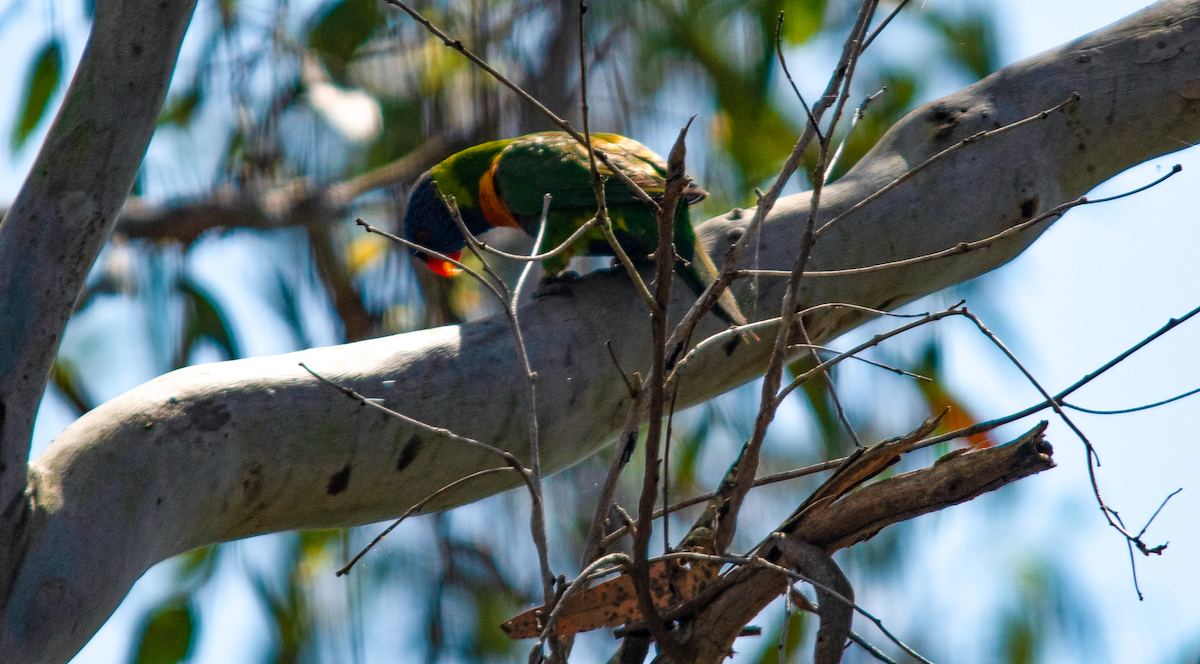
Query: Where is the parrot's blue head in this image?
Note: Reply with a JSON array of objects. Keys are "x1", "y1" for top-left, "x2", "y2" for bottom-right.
[{"x1": 404, "y1": 172, "x2": 464, "y2": 276}]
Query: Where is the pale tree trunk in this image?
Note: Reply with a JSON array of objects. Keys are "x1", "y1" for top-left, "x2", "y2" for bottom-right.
[{"x1": 1, "y1": 1, "x2": 1198, "y2": 662}]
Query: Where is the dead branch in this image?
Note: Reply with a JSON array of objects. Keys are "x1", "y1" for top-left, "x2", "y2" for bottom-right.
[{"x1": 680, "y1": 423, "x2": 1053, "y2": 663}]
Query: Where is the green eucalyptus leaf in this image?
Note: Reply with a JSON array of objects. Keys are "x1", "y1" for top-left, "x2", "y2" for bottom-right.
[
  {"x1": 778, "y1": 0, "x2": 828, "y2": 45},
  {"x1": 158, "y1": 87, "x2": 203, "y2": 127},
  {"x1": 11, "y1": 37, "x2": 63, "y2": 153},
  {"x1": 130, "y1": 600, "x2": 195, "y2": 664},
  {"x1": 179, "y1": 279, "x2": 240, "y2": 366},
  {"x1": 309, "y1": 0, "x2": 385, "y2": 81},
  {"x1": 926, "y1": 9, "x2": 999, "y2": 81}
]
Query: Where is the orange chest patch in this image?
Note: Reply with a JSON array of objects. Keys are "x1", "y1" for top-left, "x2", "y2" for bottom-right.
[{"x1": 478, "y1": 160, "x2": 521, "y2": 230}]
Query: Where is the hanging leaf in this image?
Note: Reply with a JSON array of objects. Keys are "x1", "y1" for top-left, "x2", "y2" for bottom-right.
[
  {"x1": 913, "y1": 340, "x2": 997, "y2": 449},
  {"x1": 129, "y1": 600, "x2": 196, "y2": 664},
  {"x1": 11, "y1": 37, "x2": 64, "y2": 153},
  {"x1": 158, "y1": 87, "x2": 203, "y2": 127},
  {"x1": 308, "y1": 0, "x2": 385, "y2": 81},
  {"x1": 925, "y1": 8, "x2": 999, "y2": 81},
  {"x1": 50, "y1": 358, "x2": 92, "y2": 415},
  {"x1": 178, "y1": 279, "x2": 240, "y2": 366}
]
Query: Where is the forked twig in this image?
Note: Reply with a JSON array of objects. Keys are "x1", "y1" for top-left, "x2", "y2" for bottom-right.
[{"x1": 813, "y1": 93, "x2": 1082, "y2": 240}]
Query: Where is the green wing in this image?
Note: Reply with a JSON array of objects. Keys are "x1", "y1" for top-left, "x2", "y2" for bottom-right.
[
  {"x1": 493, "y1": 132, "x2": 693, "y2": 217},
  {"x1": 490, "y1": 132, "x2": 745, "y2": 326}
]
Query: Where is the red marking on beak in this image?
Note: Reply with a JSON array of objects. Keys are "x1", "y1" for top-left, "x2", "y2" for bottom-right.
[{"x1": 425, "y1": 250, "x2": 463, "y2": 277}]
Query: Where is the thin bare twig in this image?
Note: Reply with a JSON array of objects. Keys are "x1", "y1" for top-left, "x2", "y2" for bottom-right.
[
  {"x1": 851, "y1": 631, "x2": 902, "y2": 664},
  {"x1": 790, "y1": 343, "x2": 931, "y2": 381},
  {"x1": 336, "y1": 467, "x2": 515, "y2": 576},
  {"x1": 381, "y1": 0, "x2": 660, "y2": 211},
  {"x1": 630, "y1": 119, "x2": 696, "y2": 661},
  {"x1": 775, "y1": 11, "x2": 822, "y2": 142},
  {"x1": 914, "y1": 301, "x2": 1200, "y2": 451},
  {"x1": 714, "y1": 0, "x2": 880, "y2": 556},
  {"x1": 664, "y1": 0, "x2": 880, "y2": 361},
  {"x1": 507, "y1": 198, "x2": 557, "y2": 603},
  {"x1": 1062, "y1": 386, "x2": 1200, "y2": 414},
  {"x1": 741, "y1": 162, "x2": 1182, "y2": 280},
  {"x1": 299, "y1": 363, "x2": 532, "y2": 480},
  {"x1": 823, "y1": 87, "x2": 887, "y2": 186},
  {"x1": 956, "y1": 308, "x2": 1174, "y2": 597},
  {"x1": 658, "y1": 549, "x2": 936, "y2": 664},
  {"x1": 861, "y1": 0, "x2": 911, "y2": 52},
  {"x1": 356, "y1": 219, "x2": 505, "y2": 303},
  {"x1": 777, "y1": 304, "x2": 965, "y2": 404},
  {"x1": 813, "y1": 93, "x2": 1082, "y2": 240},
  {"x1": 798, "y1": 317, "x2": 863, "y2": 447}
]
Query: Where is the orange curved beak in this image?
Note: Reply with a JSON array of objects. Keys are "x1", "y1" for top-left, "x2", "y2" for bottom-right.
[{"x1": 424, "y1": 250, "x2": 463, "y2": 277}]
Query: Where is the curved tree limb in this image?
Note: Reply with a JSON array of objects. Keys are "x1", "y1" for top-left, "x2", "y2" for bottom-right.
[
  {"x1": 0, "y1": 0, "x2": 197, "y2": 658},
  {"x1": 4, "y1": 2, "x2": 1200, "y2": 662}
]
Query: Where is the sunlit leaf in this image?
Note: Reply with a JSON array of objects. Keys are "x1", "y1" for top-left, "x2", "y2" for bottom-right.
[
  {"x1": 130, "y1": 600, "x2": 195, "y2": 664},
  {"x1": 11, "y1": 37, "x2": 63, "y2": 153},
  {"x1": 778, "y1": 0, "x2": 828, "y2": 45},
  {"x1": 912, "y1": 341, "x2": 997, "y2": 449}
]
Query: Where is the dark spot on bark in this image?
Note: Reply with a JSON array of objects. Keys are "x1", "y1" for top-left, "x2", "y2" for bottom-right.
[
  {"x1": 723, "y1": 334, "x2": 741, "y2": 357},
  {"x1": 132, "y1": 43, "x2": 143, "y2": 56},
  {"x1": 1077, "y1": 53, "x2": 1091, "y2": 64},
  {"x1": 928, "y1": 104, "x2": 958, "y2": 140},
  {"x1": 877, "y1": 296, "x2": 902, "y2": 311},
  {"x1": 1078, "y1": 142, "x2": 1087, "y2": 152},
  {"x1": 184, "y1": 399, "x2": 231, "y2": 431},
  {"x1": 243, "y1": 463, "x2": 264, "y2": 504},
  {"x1": 947, "y1": 482, "x2": 959, "y2": 493},
  {"x1": 156, "y1": 497, "x2": 162, "y2": 506},
  {"x1": 1157, "y1": 41, "x2": 1167, "y2": 49},
  {"x1": 1019, "y1": 197, "x2": 1038, "y2": 220},
  {"x1": 397, "y1": 435, "x2": 422, "y2": 472},
  {"x1": 327, "y1": 465, "x2": 352, "y2": 495}
]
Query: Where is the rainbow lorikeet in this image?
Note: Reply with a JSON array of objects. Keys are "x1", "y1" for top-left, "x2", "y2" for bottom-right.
[{"x1": 403, "y1": 131, "x2": 747, "y2": 326}]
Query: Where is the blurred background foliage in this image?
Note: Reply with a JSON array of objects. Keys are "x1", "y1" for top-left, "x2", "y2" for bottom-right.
[{"x1": 2, "y1": 0, "x2": 1119, "y2": 661}]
